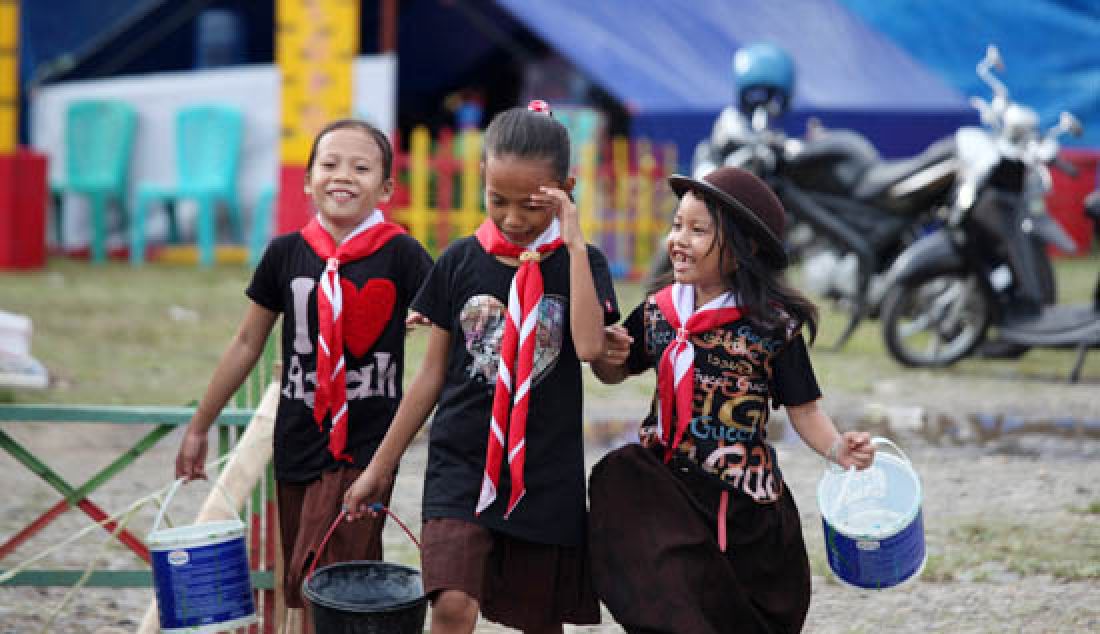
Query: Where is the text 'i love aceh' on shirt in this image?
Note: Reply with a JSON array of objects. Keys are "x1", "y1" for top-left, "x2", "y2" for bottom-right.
[{"x1": 246, "y1": 231, "x2": 433, "y2": 483}]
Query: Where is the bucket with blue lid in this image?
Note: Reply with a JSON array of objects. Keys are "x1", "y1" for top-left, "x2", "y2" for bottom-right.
[{"x1": 817, "y1": 437, "x2": 926, "y2": 589}]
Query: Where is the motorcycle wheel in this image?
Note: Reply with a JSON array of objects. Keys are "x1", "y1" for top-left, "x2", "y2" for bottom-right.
[{"x1": 881, "y1": 272, "x2": 992, "y2": 368}]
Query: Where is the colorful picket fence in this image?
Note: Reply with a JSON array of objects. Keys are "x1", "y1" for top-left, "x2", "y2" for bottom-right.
[{"x1": 387, "y1": 126, "x2": 680, "y2": 278}]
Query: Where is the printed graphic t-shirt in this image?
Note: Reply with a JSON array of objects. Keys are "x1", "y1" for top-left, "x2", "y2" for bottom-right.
[
  {"x1": 414, "y1": 236, "x2": 619, "y2": 546},
  {"x1": 623, "y1": 295, "x2": 822, "y2": 503},
  {"x1": 247, "y1": 231, "x2": 433, "y2": 483}
]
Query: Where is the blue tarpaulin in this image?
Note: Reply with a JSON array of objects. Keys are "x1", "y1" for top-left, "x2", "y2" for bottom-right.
[
  {"x1": 495, "y1": 0, "x2": 968, "y2": 113},
  {"x1": 494, "y1": 0, "x2": 976, "y2": 161},
  {"x1": 840, "y1": 0, "x2": 1100, "y2": 149}
]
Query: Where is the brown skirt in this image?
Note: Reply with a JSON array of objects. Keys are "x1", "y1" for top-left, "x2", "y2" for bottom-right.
[
  {"x1": 588, "y1": 444, "x2": 811, "y2": 634},
  {"x1": 420, "y1": 518, "x2": 601, "y2": 630},
  {"x1": 276, "y1": 467, "x2": 392, "y2": 608}
]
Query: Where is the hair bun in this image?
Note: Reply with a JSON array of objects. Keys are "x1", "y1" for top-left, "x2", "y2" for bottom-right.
[{"x1": 526, "y1": 99, "x2": 552, "y2": 116}]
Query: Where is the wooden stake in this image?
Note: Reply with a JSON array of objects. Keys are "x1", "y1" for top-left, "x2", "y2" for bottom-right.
[{"x1": 136, "y1": 382, "x2": 280, "y2": 633}]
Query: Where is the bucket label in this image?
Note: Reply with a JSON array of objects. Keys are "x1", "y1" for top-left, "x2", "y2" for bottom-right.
[
  {"x1": 151, "y1": 535, "x2": 255, "y2": 629},
  {"x1": 823, "y1": 509, "x2": 925, "y2": 589}
]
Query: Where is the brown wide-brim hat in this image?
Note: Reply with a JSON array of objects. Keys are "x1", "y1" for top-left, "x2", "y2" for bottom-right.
[{"x1": 669, "y1": 166, "x2": 788, "y2": 268}]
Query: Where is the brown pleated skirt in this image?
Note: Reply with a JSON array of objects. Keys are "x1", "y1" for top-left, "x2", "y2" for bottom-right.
[
  {"x1": 420, "y1": 518, "x2": 602, "y2": 630},
  {"x1": 588, "y1": 444, "x2": 811, "y2": 634},
  {"x1": 276, "y1": 467, "x2": 392, "y2": 608}
]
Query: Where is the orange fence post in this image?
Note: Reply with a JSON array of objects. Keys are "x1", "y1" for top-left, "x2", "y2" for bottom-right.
[
  {"x1": 635, "y1": 139, "x2": 656, "y2": 278},
  {"x1": 459, "y1": 128, "x2": 482, "y2": 237},
  {"x1": 578, "y1": 139, "x2": 598, "y2": 241},
  {"x1": 405, "y1": 126, "x2": 431, "y2": 246}
]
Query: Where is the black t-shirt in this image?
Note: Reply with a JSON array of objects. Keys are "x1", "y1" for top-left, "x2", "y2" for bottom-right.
[
  {"x1": 624, "y1": 295, "x2": 821, "y2": 503},
  {"x1": 247, "y1": 231, "x2": 432, "y2": 483},
  {"x1": 413, "y1": 236, "x2": 619, "y2": 545}
]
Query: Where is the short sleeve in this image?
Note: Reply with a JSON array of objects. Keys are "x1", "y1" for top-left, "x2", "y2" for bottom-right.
[
  {"x1": 586, "y1": 245, "x2": 620, "y2": 325},
  {"x1": 401, "y1": 236, "x2": 434, "y2": 304},
  {"x1": 770, "y1": 334, "x2": 822, "y2": 406},
  {"x1": 411, "y1": 249, "x2": 454, "y2": 331},
  {"x1": 245, "y1": 239, "x2": 284, "y2": 313},
  {"x1": 623, "y1": 301, "x2": 653, "y2": 375}
]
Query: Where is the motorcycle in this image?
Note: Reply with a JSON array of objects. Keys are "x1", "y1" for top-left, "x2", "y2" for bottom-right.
[
  {"x1": 879, "y1": 46, "x2": 1086, "y2": 372},
  {"x1": 683, "y1": 68, "x2": 959, "y2": 349}
]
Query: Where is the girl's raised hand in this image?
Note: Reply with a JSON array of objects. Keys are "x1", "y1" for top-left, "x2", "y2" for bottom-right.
[{"x1": 536, "y1": 186, "x2": 584, "y2": 249}]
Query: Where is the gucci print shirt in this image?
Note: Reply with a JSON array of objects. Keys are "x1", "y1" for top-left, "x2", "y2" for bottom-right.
[{"x1": 623, "y1": 295, "x2": 821, "y2": 503}]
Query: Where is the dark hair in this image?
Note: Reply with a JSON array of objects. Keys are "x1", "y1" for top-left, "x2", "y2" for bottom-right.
[
  {"x1": 306, "y1": 119, "x2": 394, "y2": 179},
  {"x1": 483, "y1": 106, "x2": 571, "y2": 182},
  {"x1": 651, "y1": 198, "x2": 819, "y2": 343}
]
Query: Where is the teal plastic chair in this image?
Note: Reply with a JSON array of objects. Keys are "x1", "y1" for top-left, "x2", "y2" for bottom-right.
[
  {"x1": 249, "y1": 185, "x2": 276, "y2": 267},
  {"x1": 51, "y1": 99, "x2": 137, "y2": 263},
  {"x1": 131, "y1": 104, "x2": 244, "y2": 267}
]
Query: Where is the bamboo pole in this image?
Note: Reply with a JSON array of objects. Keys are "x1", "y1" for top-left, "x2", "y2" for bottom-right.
[{"x1": 136, "y1": 382, "x2": 280, "y2": 633}]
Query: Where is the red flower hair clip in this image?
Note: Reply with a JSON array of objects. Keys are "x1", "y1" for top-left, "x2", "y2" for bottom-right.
[{"x1": 527, "y1": 99, "x2": 552, "y2": 116}]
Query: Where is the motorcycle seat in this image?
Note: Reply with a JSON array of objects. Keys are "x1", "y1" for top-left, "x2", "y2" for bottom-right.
[{"x1": 853, "y1": 138, "x2": 956, "y2": 202}]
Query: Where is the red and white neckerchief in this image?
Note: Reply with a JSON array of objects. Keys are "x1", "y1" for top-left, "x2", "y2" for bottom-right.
[
  {"x1": 654, "y1": 283, "x2": 742, "y2": 552},
  {"x1": 300, "y1": 211, "x2": 405, "y2": 462},
  {"x1": 474, "y1": 217, "x2": 563, "y2": 517},
  {"x1": 654, "y1": 283, "x2": 742, "y2": 459}
]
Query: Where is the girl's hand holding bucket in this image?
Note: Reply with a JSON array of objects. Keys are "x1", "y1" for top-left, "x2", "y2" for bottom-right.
[
  {"x1": 343, "y1": 462, "x2": 393, "y2": 521},
  {"x1": 829, "y1": 431, "x2": 875, "y2": 470}
]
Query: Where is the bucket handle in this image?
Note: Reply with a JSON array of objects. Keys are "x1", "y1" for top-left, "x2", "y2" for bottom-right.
[
  {"x1": 151, "y1": 477, "x2": 243, "y2": 535},
  {"x1": 871, "y1": 436, "x2": 912, "y2": 466},
  {"x1": 307, "y1": 504, "x2": 421, "y2": 581}
]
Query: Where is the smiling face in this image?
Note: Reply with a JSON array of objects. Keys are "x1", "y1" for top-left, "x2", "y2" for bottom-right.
[
  {"x1": 667, "y1": 191, "x2": 733, "y2": 298},
  {"x1": 304, "y1": 127, "x2": 393, "y2": 229},
  {"x1": 483, "y1": 154, "x2": 562, "y2": 247}
]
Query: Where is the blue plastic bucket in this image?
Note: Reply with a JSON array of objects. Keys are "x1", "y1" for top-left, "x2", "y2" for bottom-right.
[
  {"x1": 147, "y1": 481, "x2": 256, "y2": 633},
  {"x1": 817, "y1": 437, "x2": 925, "y2": 590}
]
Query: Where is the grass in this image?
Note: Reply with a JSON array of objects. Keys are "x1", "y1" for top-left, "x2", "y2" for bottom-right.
[{"x1": 1, "y1": 253, "x2": 1097, "y2": 405}]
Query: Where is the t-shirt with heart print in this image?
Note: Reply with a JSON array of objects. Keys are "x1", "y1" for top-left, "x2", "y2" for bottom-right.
[
  {"x1": 413, "y1": 236, "x2": 620, "y2": 546},
  {"x1": 247, "y1": 231, "x2": 433, "y2": 483},
  {"x1": 622, "y1": 295, "x2": 822, "y2": 504}
]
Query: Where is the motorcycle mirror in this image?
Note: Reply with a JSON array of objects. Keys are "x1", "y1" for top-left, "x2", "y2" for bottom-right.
[
  {"x1": 1059, "y1": 112, "x2": 1084, "y2": 138},
  {"x1": 984, "y1": 45, "x2": 1004, "y2": 71}
]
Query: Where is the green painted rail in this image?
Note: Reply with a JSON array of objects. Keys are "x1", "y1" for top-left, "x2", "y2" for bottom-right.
[{"x1": 0, "y1": 569, "x2": 275, "y2": 588}]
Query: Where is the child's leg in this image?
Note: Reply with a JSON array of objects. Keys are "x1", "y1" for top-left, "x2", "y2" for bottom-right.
[{"x1": 431, "y1": 589, "x2": 479, "y2": 633}]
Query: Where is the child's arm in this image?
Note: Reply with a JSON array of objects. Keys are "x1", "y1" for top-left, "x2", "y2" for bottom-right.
[
  {"x1": 344, "y1": 324, "x2": 451, "y2": 519},
  {"x1": 176, "y1": 301, "x2": 278, "y2": 480},
  {"x1": 590, "y1": 324, "x2": 634, "y2": 384},
  {"x1": 786, "y1": 400, "x2": 875, "y2": 469},
  {"x1": 539, "y1": 185, "x2": 605, "y2": 361}
]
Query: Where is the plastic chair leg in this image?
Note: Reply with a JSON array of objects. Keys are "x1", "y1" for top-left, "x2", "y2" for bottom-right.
[
  {"x1": 131, "y1": 193, "x2": 151, "y2": 266},
  {"x1": 165, "y1": 199, "x2": 181, "y2": 244},
  {"x1": 89, "y1": 193, "x2": 108, "y2": 264},
  {"x1": 226, "y1": 199, "x2": 244, "y2": 243},
  {"x1": 249, "y1": 189, "x2": 275, "y2": 267},
  {"x1": 196, "y1": 198, "x2": 216, "y2": 268}
]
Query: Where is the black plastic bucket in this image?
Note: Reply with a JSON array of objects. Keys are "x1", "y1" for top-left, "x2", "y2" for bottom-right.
[{"x1": 302, "y1": 560, "x2": 427, "y2": 634}]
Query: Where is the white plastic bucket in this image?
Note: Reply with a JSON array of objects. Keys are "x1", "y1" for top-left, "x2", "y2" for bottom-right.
[
  {"x1": 147, "y1": 480, "x2": 256, "y2": 633},
  {"x1": 816, "y1": 437, "x2": 925, "y2": 589}
]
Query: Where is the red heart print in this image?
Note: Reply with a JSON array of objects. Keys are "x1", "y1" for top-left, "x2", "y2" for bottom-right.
[{"x1": 340, "y1": 278, "x2": 396, "y2": 358}]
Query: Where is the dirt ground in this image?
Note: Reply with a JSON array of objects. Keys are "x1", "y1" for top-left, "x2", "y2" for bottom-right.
[{"x1": 2, "y1": 369, "x2": 1099, "y2": 633}]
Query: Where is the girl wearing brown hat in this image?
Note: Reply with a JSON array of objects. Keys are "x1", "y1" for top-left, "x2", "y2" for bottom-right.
[{"x1": 588, "y1": 166, "x2": 876, "y2": 633}]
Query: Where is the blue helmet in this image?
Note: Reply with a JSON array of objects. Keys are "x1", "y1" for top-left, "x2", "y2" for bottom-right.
[{"x1": 732, "y1": 42, "x2": 794, "y2": 116}]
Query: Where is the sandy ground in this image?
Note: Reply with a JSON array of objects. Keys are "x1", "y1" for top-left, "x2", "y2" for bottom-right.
[{"x1": 2, "y1": 370, "x2": 1099, "y2": 633}]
